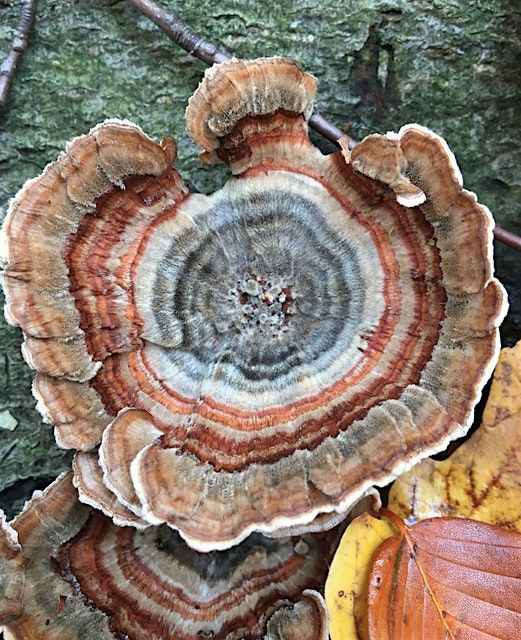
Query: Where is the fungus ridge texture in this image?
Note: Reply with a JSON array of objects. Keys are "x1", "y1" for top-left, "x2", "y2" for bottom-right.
[
  {"x1": 0, "y1": 473, "x2": 329, "y2": 639},
  {"x1": 0, "y1": 57, "x2": 507, "y2": 551}
]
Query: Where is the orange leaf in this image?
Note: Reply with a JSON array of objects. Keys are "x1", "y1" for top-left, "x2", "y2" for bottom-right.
[
  {"x1": 367, "y1": 512, "x2": 521, "y2": 640},
  {"x1": 325, "y1": 513, "x2": 397, "y2": 640}
]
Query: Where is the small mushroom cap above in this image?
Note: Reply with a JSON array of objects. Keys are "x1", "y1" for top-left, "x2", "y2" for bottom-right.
[
  {"x1": 0, "y1": 473, "x2": 330, "y2": 640},
  {"x1": 1, "y1": 58, "x2": 507, "y2": 550},
  {"x1": 341, "y1": 133, "x2": 426, "y2": 207},
  {"x1": 186, "y1": 57, "x2": 317, "y2": 154}
]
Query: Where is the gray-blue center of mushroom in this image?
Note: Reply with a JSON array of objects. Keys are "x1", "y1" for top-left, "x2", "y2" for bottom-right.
[{"x1": 151, "y1": 189, "x2": 367, "y2": 385}]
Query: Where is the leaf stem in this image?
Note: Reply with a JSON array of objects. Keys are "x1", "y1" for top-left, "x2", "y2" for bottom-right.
[{"x1": 380, "y1": 508, "x2": 407, "y2": 535}]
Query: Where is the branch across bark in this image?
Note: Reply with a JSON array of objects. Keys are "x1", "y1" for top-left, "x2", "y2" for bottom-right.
[
  {"x1": 0, "y1": 0, "x2": 37, "y2": 111},
  {"x1": 127, "y1": 0, "x2": 518, "y2": 250}
]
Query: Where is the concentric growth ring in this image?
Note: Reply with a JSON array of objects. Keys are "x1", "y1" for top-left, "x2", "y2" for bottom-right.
[{"x1": 0, "y1": 57, "x2": 506, "y2": 551}]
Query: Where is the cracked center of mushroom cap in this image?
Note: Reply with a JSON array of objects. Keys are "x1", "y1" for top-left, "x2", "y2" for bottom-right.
[
  {"x1": 152, "y1": 187, "x2": 358, "y2": 367},
  {"x1": 136, "y1": 171, "x2": 385, "y2": 407},
  {"x1": 224, "y1": 273, "x2": 296, "y2": 338}
]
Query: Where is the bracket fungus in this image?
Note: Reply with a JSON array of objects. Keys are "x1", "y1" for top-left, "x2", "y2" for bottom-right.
[
  {"x1": 0, "y1": 473, "x2": 330, "y2": 639},
  {"x1": 0, "y1": 57, "x2": 507, "y2": 551}
]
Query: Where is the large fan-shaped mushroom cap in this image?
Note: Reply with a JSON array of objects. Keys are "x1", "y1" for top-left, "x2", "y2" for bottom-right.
[
  {"x1": 1, "y1": 57, "x2": 507, "y2": 550},
  {"x1": 0, "y1": 473, "x2": 330, "y2": 639}
]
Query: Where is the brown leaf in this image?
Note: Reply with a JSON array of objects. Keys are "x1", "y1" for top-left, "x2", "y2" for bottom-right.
[{"x1": 367, "y1": 511, "x2": 521, "y2": 640}]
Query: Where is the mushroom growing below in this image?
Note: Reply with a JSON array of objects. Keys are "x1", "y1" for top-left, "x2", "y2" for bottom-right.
[
  {"x1": 0, "y1": 57, "x2": 507, "y2": 551},
  {"x1": 0, "y1": 473, "x2": 331, "y2": 640}
]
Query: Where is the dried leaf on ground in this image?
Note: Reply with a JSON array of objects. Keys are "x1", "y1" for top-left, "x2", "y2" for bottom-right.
[
  {"x1": 389, "y1": 341, "x2": 521, "y2": 530},
  {"x1": 367, "y1": 512, "x2": 521, "y2": 640},
  {"x1": 325, "y1": 513, "x2": 397, "y2": 640},
  {"x1": 325, "y1": 342, "x2": 521, "y2": 640}
]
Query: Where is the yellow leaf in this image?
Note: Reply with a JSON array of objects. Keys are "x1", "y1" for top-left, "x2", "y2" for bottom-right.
[
  {"x1": 482, "y1": 341, "x2": 521, "y2": 428},
  {"x1": 389, "y1": 341, "x2": 521, "y2": 531},
  {"x1": 325, "y1": 513, "x2": 397, "y2": 640}
]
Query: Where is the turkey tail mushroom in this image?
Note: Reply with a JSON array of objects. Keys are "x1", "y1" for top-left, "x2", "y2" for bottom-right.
[
  {"x1": 0, "y1": 473, "x2": 330, "y2": 640},
  {"x1": 186, "y1": 56, "x2": 317, "y2": 170},
  {"x1": 1, "y1": 57, "x2": 507, "y2": 551}
]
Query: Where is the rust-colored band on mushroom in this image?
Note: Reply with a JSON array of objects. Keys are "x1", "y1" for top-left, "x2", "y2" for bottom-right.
[
  {"x1": 1, "y1": 57, "x2": 507, "y2": 551},
  {"x1": 0, "y1": 473, "x2": 330, "y2": 639},
  {"x1": 186, "y1": 57, "x2": 317, "y2": 164}
]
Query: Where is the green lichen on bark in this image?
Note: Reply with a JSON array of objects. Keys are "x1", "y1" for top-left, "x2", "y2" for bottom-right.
[{"x1": 0, "y1": 0, "x2": 519, "y2": 514}]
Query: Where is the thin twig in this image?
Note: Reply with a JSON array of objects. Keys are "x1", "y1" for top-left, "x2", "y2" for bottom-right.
[
  {"x1": 309, "y1": 111, "x2": 357, "y2": 150},
  {"x1": 127, "y1": 0, "x2": 358, "y2": 148},
  {"x1": 493, "y1": 225, "x2": 521, "y2": 253},
  {"x1": 128, "y1": 0, "x2": 231, "y2": 65},
  {"x1": 0, "y1": 0, "x2": 37, "y2": 111},
  {"x1": 127, "y1": 0, "x2": 519, "y2": 250}
]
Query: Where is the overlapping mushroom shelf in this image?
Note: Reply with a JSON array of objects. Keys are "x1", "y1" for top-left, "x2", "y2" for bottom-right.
[
  {"x1": 0, "y1": 473, "x2": 329, "y2": 640},
  {"x1": 0, "y1": 57, "x2": 506, "y2": 551}
]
